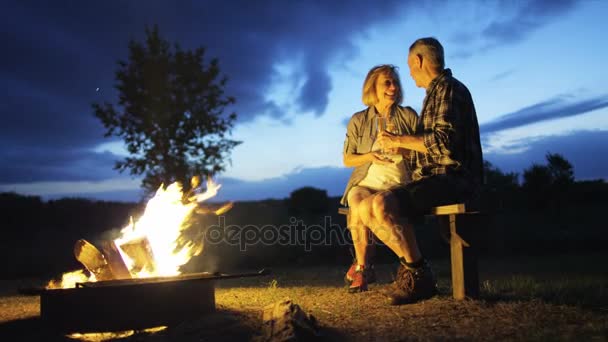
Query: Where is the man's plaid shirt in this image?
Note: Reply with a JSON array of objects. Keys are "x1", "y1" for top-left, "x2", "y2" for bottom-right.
[{"x1": 411, "y1": 69, "x2": 483, "y2": 186}]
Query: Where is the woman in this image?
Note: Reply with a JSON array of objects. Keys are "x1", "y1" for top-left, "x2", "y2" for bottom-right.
[{"x1": 341, "y1": 64, "x2": 418, "y2": 292}]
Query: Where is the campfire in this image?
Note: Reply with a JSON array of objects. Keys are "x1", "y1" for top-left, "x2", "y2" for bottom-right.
[
  {"x1": 33, "y1": 177, "x2": 271, "y2": 334},
  {"x1": 48, "y1": 177, "x2": 232, "y2": 289}
]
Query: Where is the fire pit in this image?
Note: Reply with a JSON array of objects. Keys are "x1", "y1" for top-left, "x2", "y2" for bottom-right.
[
  {"x1": 31, "y1": 270, "x2": 268, "y2": 332},
  {"x1": 26, "y1": 178, "x2": 265, "y2": 333}
]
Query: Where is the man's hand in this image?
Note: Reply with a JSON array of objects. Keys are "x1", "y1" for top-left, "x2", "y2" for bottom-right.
[
  {"x1": 378, "y1": 131, "x2": 427, "y2": 153},
  {"x1": 370, "y1": 152, "x2": 394, "y2": 165},
  {"x1": 377, "y1": 131, "x2": 399, "y2": 150}
]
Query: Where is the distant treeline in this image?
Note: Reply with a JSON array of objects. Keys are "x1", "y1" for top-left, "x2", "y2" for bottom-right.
[
  {"x1": 0, "y1": 193, "x2": 141, "y2": 278},
  {"x1": 1, "y1": 154, "x2": 607, "y2": 279}
]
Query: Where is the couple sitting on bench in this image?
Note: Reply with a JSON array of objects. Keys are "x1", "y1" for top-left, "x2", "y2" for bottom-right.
[{"x1": 341, "y1": 37, "x2": 483, "y2": 305}]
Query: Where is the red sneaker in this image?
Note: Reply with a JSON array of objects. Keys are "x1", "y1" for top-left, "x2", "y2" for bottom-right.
[
  {"x1": 345, "y1": 263, "x2": 376, "y2": 284},
  {"x1": 348, "y1": 268, "x2": 368, "y2": 293}
]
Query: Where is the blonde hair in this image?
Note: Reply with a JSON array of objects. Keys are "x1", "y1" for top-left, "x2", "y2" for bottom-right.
[
  {"x1": 409, "y1": 37, "x2": 445, "y2": 72},
  {"x1": 361, "y1": 64, "x2": 403, "y2": 107}
]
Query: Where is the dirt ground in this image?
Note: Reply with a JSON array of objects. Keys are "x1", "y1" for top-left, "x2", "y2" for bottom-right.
[{"x1": 0, "y1": 255, "x2": 606, "y2": 341}]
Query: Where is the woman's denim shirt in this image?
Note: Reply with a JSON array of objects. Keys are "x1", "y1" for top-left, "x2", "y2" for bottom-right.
[{"x1": 341, "y1": 105, "x2": 418, "y2": 206}]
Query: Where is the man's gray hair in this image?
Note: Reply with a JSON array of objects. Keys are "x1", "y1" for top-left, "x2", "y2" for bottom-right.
[{"x1": 409, "y1": 37, "x2": 445, "y2": 71}]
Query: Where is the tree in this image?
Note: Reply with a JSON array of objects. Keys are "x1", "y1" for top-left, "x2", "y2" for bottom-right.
[
  {"x1": 522, "y1": 164, "x2": 552, "y2": 194},
  {"x1": 288, "y1": 187, "x2": 330, "y2": 217},
  {"x1": 93, "y1": 26, "x2": 240, "y2": 194},
  {"x1": 483, "y1": 160, "x2": 519, "y2": 192},
  {"x1": 523, "y1": 153, "x2": 574, "y2": 191},
  {"x1": 482, "y1": 160, "x2": 520, "y2": 211},
  {"x1": 546, "y1": 153, "x2": 574, "y2": 187},
  {"x1": 522, "y1": 152, "x2": 575, "y2": 210}
]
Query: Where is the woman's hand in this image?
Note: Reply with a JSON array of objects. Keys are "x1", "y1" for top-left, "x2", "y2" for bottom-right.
[
  {"x1": 370, "y1": 152, "x2": 394, "y2": 165},
  {"x1": 343, "y1": 151, "x2": 394, "y2": 167}
]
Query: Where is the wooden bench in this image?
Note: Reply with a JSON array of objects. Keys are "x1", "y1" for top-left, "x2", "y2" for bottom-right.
[{"x1": 338, "y1": 203, "x2": 481, "y2": 300}]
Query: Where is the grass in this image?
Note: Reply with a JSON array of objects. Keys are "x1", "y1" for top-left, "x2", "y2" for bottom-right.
[
  {"x1": 476, "y1": 253, "x2": 608, "y2": 310},
  {"x1": 209, "y1": 254, "x2": 608, "y2": 341},
  {"x1": 0, "y1": 253, "x2": 606, "y2": 341},
  {"x1": 481, "y1": 275, "x2": 608, "y2": 308}
]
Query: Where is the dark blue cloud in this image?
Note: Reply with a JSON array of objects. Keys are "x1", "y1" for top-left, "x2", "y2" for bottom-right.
[
  {"x1": 0, "y1": 77, "x2": 105, "y2": 148},
  {"x1": 487, "y1": 69, "x2": 515, "y2": 82},
  {"x1": 0, "y1": 0, "x2": 408, "y2": 184},
  {"x1": 296, "y1": 66, "x2": 331, "y2": 116},
  {"x1": 480, "y1": 95, "x2": 608, "y2": 134},
  {"x1": 449, "y1": 0, "x2": 581, "y2": 58},
  {"x1": 481, "y1": 0, "x2": 579, "y2": 45},
  {"x1": 1, "y1": 0, "x2": 408, "y2": 126},
  {"x1": 0, "y1": 148, "x2": 121, "y2": 183},
  {"x1": 485, "y1": 130, "x2": 608, "y2": 180},
  {"x1": 1, "y1": 0, "x2": 600, "y2": 196}
]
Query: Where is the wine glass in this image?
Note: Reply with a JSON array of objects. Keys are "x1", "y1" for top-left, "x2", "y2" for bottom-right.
[
  {"x1": 377, "y1": 117, "x2": 389, "y2": 156},
  {"x1": 384, "y1": 121, "x2": 398, "y2": 156}
]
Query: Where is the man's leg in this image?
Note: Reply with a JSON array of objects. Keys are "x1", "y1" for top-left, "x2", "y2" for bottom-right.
[
  {"x1": 358, "y1": 191, "x2": 421, "y2": 263},
  {"x1": 358, "y1": 184, "x2": 438, "y2": 304}
]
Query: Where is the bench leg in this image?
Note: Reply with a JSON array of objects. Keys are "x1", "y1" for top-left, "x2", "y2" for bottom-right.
[{"x1": 449, "y1": 214, "x2": 479, "y2": 300}]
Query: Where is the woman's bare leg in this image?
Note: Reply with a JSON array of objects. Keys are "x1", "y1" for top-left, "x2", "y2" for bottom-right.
[{"x1": 346, "y1": 186, "x2": 374, "y2": 266}]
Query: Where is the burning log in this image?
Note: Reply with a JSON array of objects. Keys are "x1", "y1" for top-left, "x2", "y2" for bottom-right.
[
  {"x1": 262, "y1": 299, "x2": 319, "y2": 341},
  {"x1": 73, "y1": 239, "x2": 114, "y2": 281},
  {"x1": 100, "y1": 240, "x2": 133, "y2": 279},
  {"x1": 115, "y1": 237, "x2": 156, "y2": 275},
  {"x1": 195, "y1": 201, "x2": 234, "y2": 216}
]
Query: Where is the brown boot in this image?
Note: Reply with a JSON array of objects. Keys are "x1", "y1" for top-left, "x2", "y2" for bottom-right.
[{"x1": 384, "y1": 261, "x2": 437, "y2": 305}]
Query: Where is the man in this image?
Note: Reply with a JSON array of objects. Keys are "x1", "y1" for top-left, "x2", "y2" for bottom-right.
[{"x1": 357, "y1": 37, "x2": 483, "y2": 304}]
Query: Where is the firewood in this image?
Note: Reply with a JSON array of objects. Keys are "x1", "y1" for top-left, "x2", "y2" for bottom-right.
[
  {"x1": 73, "y1": 239, "x2": 114, "y2": 281},
  {"x1": 100, "y1": 240, "x2": 133, "y2": 279},
  {"x1": 118, "y1": 237, "x2": 156, "y2": 275}
]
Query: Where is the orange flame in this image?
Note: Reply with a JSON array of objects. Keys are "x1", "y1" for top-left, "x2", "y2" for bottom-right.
[{"x1": 48, "y1": 178, "x2": 229, "y2": 288}]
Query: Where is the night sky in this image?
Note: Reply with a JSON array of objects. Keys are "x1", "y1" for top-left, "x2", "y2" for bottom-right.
[{"x1": 1, "y1": 0, "x2": 607, "y2": 202}]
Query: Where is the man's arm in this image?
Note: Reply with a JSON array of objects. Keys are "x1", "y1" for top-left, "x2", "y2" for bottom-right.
[
  {"x1": 380, "y1": 84, "x2": 461, "y2": 157},
  {"x1": 343, "y1": 152, "x2": 392, "y2": 167},
  {"x1": 377, "y1": 132, "x2": 427, "y2": 153}
]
